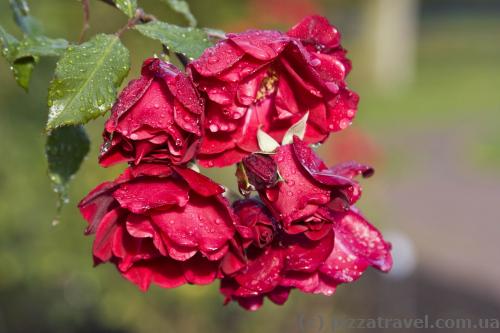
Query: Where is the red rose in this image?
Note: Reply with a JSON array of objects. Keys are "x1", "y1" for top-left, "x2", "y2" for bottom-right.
[
  {"x1": 241, "y1": 136, "x2": 372, "y2": 239},
  {"x1": 78, "y1": 163, "x2": 235, "y2": 291},
  {"x1": 220, "y1": 199, "x2": 391, "y2": 311},
  {"x1": 189, "y1": 16, "x2": 358, "y2": 167},
  {"x1": 99, "y1": 58, "x2": 204, "y2": 167}
]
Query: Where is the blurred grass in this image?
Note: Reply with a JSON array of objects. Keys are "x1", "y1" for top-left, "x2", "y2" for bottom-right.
[
  {"x1": 1, "y1": 1, "x2": 500, "y2": 333},
  {"x1": 354, "y1": 15, "x2": 500, "y2": 129}
]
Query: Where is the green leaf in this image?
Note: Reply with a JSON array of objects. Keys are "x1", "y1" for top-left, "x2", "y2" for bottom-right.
[
  {"x1": 0, "y1": 25, "x2": 37, "y2": 91},
  {"x1": 161, "y1": 0, "x2": 197, "y2": 27},
  {"x1": 16, "y1": 35, "x2": 69, "y2": 59},
  {"x1": 9, "y1": 0, "x2": 42, "y2": 36},
  {"x1": 0, "y1": 25, "x2": 19, "y2": 60},
  {"x1": 13, "y1": 57, "x2": 38, "y2": 91},
  {"x1": 12, "y1": 36, "x2": 67, "y2": 90},
  {"x1": 47, "y1": 34, "x2": 130, "y2": 130},
  {"x1": 114, "y1": 0, "x2": 137, "y2": 18},
  {"x1": 135, "y1": 21, "x2": 211, "y2": 59},
  {"x1": 46, "y1": 125, "x2": 90, "y2": 209}
]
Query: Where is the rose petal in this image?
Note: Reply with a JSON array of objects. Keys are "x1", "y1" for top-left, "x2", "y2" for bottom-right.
[
  {"x1": 234, "y1": 246, "x2": 283, "y2": 293},
  {"x1": 283, "y1": 231, "x2": 334, "y2": 272},
  {"x1": 329, "y1": 161, "x2": 374, "y2": 179},
  {"x1": 125, "y1": 214, "x2": 155, "y2": 238},
  {"x1": 326, "y1": 88, "x2": 359, "y2": 132},
  {"x1": 320, "y1": 208, "x2": 393, "y2": 283},
  {"x1": 173, "y1": 99, "x2": 201, "y2": 135},
  {"x1": 121, "y1": 263, "x2": 154, "y2": 291},
  {"x1": 172, "y1": 166, "x2": 225, "y2": 196},
  {"x1": 168, "y1": 71, "x2": 204, "y2": 115},
  {"x1": 190, "y1": 39, "x2": 245, "y2": 76},
  {"x1": 262, "y1": 143, "x2": 330, "y2": 224},
  {"x1": 267, "y1": 287, "x2": 291, "y2": 305},
  {"x1": 198, "y1": 148, "x2": 249, "y2": 168},
  {"x1": 150, "y1": 258, "x2": 187, "y2": 289},
  {"x1": 114, "y1": 81, "x2": 174, "y2": 135},
  {"x1": 287, "y1": 15, "x2": 341, "y2": 50},
  {"x1": 182, "y1": 255, "x2": 219, "y2": 284},
  {"x1": 105, "y1": 76, "x2": 153, "y2": 132},
  {"x1": 112, "y1": 226, "x2": 157, "y2": 271},
  {"x1": 79, "y1": 181, "x2": 118, "y2": 235},
  {"x1": 292, "y1": 136, "x2": 354, "y2": 187},
  {"x1": 237, "y1": 296, "x2": 265, "y2": 311},
  {"x1": 151, "y1": 195, "x2": 234, "y2": 256},
  {"x1": 228, "y1": 30, "x2": 289, "y2": 61},
  {"x1": 93, "y1": 208, "x2": 122, "y2": 263},
  {"x1": 113, "y1": 177, "x2": 190, "y2": 214},
  {"x1": 218, "y1": 56, "x2": 267, "y2": 82}
]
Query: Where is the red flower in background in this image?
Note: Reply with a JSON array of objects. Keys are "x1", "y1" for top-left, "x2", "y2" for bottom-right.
[
  {"x1": 78, "y1": 163, "x2": 235, "y2": 291},
  {"x1": 189, "y1": 15, "x2": 357, "y2": 167},
  {"x1": 99, "y1": 58, "x2": 204, "y2": 167},
  {"x1": 220, "y1": 199, "x2": 392, "y2": 310}
]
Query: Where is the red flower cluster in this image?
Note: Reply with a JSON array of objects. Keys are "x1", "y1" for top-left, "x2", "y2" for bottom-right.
[{"x1": 79, "y1": 15, "x2": 391, "y2": 311}]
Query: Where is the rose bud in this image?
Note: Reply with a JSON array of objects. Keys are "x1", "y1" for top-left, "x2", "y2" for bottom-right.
[
  {"x1": 220, "y1": 199, "x2": 276, "y2": 277},
  {"x1": 78, "y1": 163, "x2": 236, "y2": 291},
  {"x1": 241, "y1": 153, "x2": 279, "y2": 191},
  {"x1": 99, "y1": 58, "x2": 204, "y2": 167},
  {"x1": 233, "y1": 198, "x2": 276, "y2": 248},
  {"x1": 189, "y1": 15, "x2": 358, "y2": 167}
]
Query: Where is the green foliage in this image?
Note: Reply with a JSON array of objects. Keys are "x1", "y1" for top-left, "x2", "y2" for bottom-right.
[
  {"x1": 113, "y1": 0, "x2": 138, "y2": 18},
  {"x1": 2, "y1": 0, "x2": 67, "y2": 91},
  {"x1": 0, "y1": 25, "x2": 18, "y2": 60},
  {"x1": 12, "y1": 56, "x2": 37, "y2": 90},
  {"x1": 1, "y1": 0, "x2": 219, "y2": 209},
  {"x1": 135, "y1": 20, "x2": 211, "y2": 59},
  {"x1": 9, "y1": 0, "x2": 42, "y2": 35},
  {"x1": 11, "y1": 36, "x2": 68, "y2": 90},
  {"x1": 46, "y1": 34, "x2": 130, "y2": 130},
  {"x1": 16, "y1": 35, "x2": 68, "y2": 58},
  {"x1": 0, "y1": 25, "x2": 38, "y2": 91},
  {"x1": 161, "y1": 0, "x2": 197, "y2": 27},
  {"x1": 46, "y1": 125, "x2": 90, "y2": 208}
]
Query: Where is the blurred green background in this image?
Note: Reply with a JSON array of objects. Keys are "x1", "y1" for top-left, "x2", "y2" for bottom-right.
[{"x1": 1, "y1": 0, "x2": 500, "y2": 332}]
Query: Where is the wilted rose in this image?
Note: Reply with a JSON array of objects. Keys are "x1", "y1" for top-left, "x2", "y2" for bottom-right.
[
  {"x1": 78, "y1": 163, "x2": 235, "y2": 290},
  {"x1": 220, "y1": 200, "x2": 392, "y2": 310},
  {"x1": 99, "y1": 58, "x2": 204, "y2": 167},
  {"x1": 244, "y1": 137, "x2": 372, "y2": 239},
  {"x1": 189, "y1": 15, "x2": 358, "y2": 167}
]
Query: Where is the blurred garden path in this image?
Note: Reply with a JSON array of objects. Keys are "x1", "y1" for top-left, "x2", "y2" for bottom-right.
[{"x1": 377, "y1": 115, "x2": 500, "y2": 301}]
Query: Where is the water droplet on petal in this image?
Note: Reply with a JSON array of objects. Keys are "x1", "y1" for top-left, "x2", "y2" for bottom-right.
[
  {"x1": 339, "y1": 119, "x2": 350, "y2": 129},
  {"x1": 311, "y1": 58, "x2": 321, "y2": 67}
]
